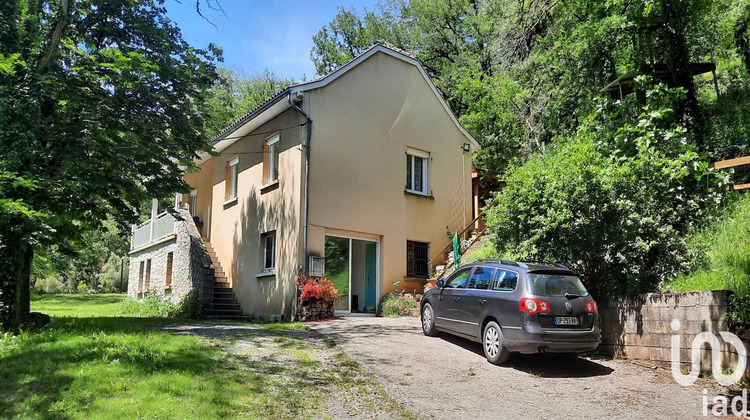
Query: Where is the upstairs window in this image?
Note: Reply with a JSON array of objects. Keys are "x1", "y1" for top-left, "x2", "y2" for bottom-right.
[
  {"x1": 406, "y1": 240, "x2": 429, "y2": 278},
  {"x1": 226, "y1": 156, "x2": 239, "y2": 201},
  {"x1": 406, "y1": 148, "x2": 429, "y2": 195},
  {"x1": 264, "y1": 133, "x2": 280, "y2": 184}
]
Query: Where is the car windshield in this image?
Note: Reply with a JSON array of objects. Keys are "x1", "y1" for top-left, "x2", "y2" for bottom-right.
[{"x1": 526, "y1": 273, "x2": 589, "y2": 297}]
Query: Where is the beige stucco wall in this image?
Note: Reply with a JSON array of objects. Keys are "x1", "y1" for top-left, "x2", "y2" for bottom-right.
[
  {"x1": 184, "y1": 108, "x2": 305, "y2": 319},
  {"x1": 304, "y1": 51, "x2": 474, "y2": 298}
]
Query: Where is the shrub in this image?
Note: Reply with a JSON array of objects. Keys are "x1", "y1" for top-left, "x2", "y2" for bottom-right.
[
  {"x1": 178, "y1": 291, "x2": 204, "y2": 319},
  {"x1": 485, "y1": 79, "x2": 725, "y2": 297},
  {"x1": 76, "y1": 281, "x2": 89, "y2": 294},
  {"x1": 380, "y1": 292, "x2": 418, "y2": 317},
  {"x1": 118, "y1": 291, "x2": 177, "y2": 317},
  {"x1": 296, "y1": 276, "x2": 338, "y2": 301}
]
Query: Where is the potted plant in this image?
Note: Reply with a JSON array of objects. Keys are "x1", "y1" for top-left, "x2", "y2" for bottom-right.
[{"x1": 295, "y1": 275, "x2": 338, "y2": 321}]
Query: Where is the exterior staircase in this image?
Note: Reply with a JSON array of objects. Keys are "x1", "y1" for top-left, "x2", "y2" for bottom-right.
[{"x1": 202, "y1": 238, "x2": 250, "y2": 320}]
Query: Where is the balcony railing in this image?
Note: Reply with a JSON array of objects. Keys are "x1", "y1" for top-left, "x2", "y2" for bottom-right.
[{"x1": 130, "y1": 211, "x2": 177, "y2": 250}]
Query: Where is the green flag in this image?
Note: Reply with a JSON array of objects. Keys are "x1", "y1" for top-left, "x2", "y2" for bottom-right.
[{"x1": 453, "y1": 234, "x2": 460, "y2": 268}]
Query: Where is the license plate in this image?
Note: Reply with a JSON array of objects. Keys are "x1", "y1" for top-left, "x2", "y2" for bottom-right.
[{"x1": 554, "y1": 317, "x2": 579, "y2": 326}]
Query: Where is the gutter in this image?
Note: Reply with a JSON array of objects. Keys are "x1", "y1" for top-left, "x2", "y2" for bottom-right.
[{"x1": 288, "y1": 92, "x2": 313, "y2": 273}]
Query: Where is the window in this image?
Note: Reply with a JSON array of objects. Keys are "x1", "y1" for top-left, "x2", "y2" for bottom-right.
[
  {"x1": 190, "y1": 189, "x2": 197, "y2": 217},
  {"x1": 226, "y1": 156, "x2": 239, "y2": 201},
  {"x1": 145, "y1": 259, "x2": 152, "y2": 290},
  {"x1": 493, "y1": 269, "x2": 519, "y2": 292},
  {"x1": 165, "y1": 252, "x2": 173, "y2": 288},
  {"x1": 406, "y1": 148, "x2": 429, "y2": 195},
  {"x1": 468, "y1": 267, "x2": 495, "y2": 290},
  {"x1": 138, "y1": 261, "x2": 145, "y2": 291},
  {"x1": 445, "y1": 267, "x2": 471, "y2": 288},
  {"x1": 406, "y1": 241, "x2": 429, "y2": 278},
  {"x1": 264, "y1": 133, "x2": 279, "y2": 184},
  {"x1": 262, "y1": 232, "x2": 276, "y2": 273}
]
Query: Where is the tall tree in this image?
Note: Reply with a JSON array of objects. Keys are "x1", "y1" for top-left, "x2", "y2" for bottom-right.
[{"x1": 0, "y1": 0, "x2": 219, "y2": 331}]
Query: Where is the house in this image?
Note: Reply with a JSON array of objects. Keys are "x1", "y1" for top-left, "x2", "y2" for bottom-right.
[{"x1": 128, "y1": 42, "x2": 479, "y2": 319}]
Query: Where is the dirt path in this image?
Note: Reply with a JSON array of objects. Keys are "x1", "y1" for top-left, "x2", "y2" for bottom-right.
[{"x1": 308, "y1": 317, "x2": 710, "y2": 420}]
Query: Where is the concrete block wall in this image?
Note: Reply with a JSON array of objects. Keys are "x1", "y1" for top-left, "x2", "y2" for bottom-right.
[{"x1": 598, "y1": 290, "x2": 748, "y2": 372}]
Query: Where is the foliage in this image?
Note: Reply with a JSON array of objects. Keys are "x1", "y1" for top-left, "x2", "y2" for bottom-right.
[
  {"x1": 486, "y1": 81, "x2": 724, "y2": 297},
  {"x1": 118, "y1": 291, "x2": 178, "y2": 318},
  {"x1": 380, "y1": 281, "x2": 419, "y2": 317},
  {"x1": 76, "y1": 281, "x2": 90, "y2": 294},
  {"x1": 178, "y1": 290, "x2": 204, "y2": 320},
  {"x1": 296, "y1": 276, "x2": 338, "y2": 301},
  {"x1": 0, "y1": 0, "x2": 219, "y2": 331},
  {"x1": 324, "y1": 236, "x2": 349, "y2": 275},
  {"x1": 462, "y1": 237, "x2": 502, "y2": 263},
  {"x1": 664, "y1": 193, "x2": 750, "y2": 322},
  {"x1": 202, "y1": 68, "x2": 295, "y2": 139}
]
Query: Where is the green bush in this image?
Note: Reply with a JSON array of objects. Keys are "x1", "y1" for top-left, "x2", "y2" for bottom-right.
[
  {"x1": 380, "y1": 292, "x2": 418, "y2": 317},
  {"x1": 485, "y1": 80, "x2": 724, "y2": 297},
  {"x1": 118, "y1": 291, "x2": 177, "y2": 317},
  {"x1": 178, "y1": 291, "x2": 204, "y2": 319}
]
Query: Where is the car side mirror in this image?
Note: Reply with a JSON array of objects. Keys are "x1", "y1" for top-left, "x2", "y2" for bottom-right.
[{"x1": 436, "y1": 279, "x2": 444, "y2": 288}]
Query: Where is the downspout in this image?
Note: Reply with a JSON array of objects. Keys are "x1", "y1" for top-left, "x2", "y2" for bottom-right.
[{"x1": 288, "y1": 92, "x2": 313, "y2": 273}]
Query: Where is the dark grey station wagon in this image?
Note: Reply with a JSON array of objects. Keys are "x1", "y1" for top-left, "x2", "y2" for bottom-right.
[{"x1": 420, "y1": 259, "x2": 600, "y2": 364}]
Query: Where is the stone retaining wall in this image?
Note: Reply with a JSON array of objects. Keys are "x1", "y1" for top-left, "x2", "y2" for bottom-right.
[{"x1": 598, "y1": 290, "x2": 747, "y2": 372}]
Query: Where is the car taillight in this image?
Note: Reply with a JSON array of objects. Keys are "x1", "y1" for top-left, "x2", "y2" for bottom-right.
[
  {"x1": 520, "y1": 298, "x2": 550, "y2": 314},
  {"x1": 585, "y1": 300, "x2": 598, "y2": 314}
]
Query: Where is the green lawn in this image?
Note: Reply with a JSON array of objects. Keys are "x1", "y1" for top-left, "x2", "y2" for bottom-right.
[{"x1": 1, "y1": 294, "x2": 410, "y2": 419}]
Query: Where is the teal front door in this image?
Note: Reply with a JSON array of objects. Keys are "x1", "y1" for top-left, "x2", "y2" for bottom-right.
[{"x1": 365, "y1": 243, "x2": 377, "y2": 308}]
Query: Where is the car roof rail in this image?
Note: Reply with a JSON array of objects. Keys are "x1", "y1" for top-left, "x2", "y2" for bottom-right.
[
  {"x1": 522, "y1": 260, "x2": 570, "y2": 270},
  {"x1": 467, "y1": 258, "x2": 525, "y2": 268}
]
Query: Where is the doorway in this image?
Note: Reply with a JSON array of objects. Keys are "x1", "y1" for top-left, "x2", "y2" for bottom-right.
[{"x1": 324, "y1": 235, "x2": 379, "y2": 314}]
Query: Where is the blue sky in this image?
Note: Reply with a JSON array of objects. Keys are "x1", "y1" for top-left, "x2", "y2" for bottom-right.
[{"x1": 166, "y1": 0, "x2": 381, "y2": 81}]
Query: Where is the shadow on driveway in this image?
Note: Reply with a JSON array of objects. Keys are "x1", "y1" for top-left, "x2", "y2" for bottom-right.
[{"x1": 439, "y1": 333, "x2": 614, "y2": 378}]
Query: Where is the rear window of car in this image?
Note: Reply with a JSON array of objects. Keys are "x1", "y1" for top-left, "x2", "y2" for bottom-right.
[
  {"x1": 526, "y1": 273, "x2": 589, "y2": 297},
  {"x1": 493, "y1": 269, "x2": 518, "y2": 291}
]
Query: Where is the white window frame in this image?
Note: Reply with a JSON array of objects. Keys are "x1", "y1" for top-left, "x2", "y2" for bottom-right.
[
  {"x1": 406, "y1": 148, "x2": 429, "y2": 195},
  {"x1": 262, "y1": 232, "x2": 276, "y2": 273},
  {"x1": 266, "y1": 134, "x2": 279, "y2": 184},
  {"x1": 228, "y1": 156, "x2": 239, "y2": 200}
]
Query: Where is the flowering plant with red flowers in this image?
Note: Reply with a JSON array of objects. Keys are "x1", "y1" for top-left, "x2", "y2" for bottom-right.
[{"x1": 295, "y1": 275, "x2": 338, "y2": 301}]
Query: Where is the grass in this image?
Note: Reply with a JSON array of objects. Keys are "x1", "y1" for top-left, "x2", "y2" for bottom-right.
[
  {"x1": 663, "y1": 194, "x2": 750, "y2": 321},
  {"x1": 2, "y1": 294, "x2": 411, "y2": 419}
]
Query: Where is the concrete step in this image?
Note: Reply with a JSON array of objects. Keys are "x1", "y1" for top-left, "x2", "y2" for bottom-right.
[
  {"x1": 204, "y1": 314, "x2": 254, "y2": 321},
  {"x1": 212, "y1": 303, "x2": 241, "y2": 311},
  {"x1": 213, "y1": 297, "x2": 237, "y2": 305},
  {"x1": 214, "y1": 276, "x2": 228, "y2": 282},
  {"x1": 214, "y1": 281, "x2": 230, "y2": 288},
  {"x1": 214, "y1": 271, "x2": 225, "y2": 277},
  {"x1": 204, "y1": 309, "x2": 245, "y2": 317},
  {"x1": 207, "y1": 251, "x2": 216, "y2": 257}
]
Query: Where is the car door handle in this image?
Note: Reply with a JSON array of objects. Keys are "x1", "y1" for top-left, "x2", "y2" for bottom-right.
[
  {"x1": 454, "y1": 297, "x2": 461, "y2": 302},
  {"x1": 479, "y1": 299, "x2": 487, "y2": 305}
]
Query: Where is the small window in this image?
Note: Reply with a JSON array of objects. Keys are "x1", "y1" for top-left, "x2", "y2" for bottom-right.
[
  {"x1": 165, "y1": 252, "x2": 174, "y2": 288},
  {"x1": 406, "y1": 240, "x2": 429, "y2": 278},
  {"x1": 445, "y1": 267, "x2": 471, "y2": 288},
  {"x1": 262, "y1": 232, "x2": 276, "y2": 273},
  {"x1": 468, "y1": 267, "x2": 495, "y2": 290},
  {"x1": 264, "y1": 134, "x2": 280, "y2": 184},
  {"x1": 226, "y1": 156, "x2": 239, "y2": 200},
  {"x1": 190, "y1": 189, "x2": 197, "y2": 217},
  {"x1": 138, "y1": 261, "x2": 145, "y2": 291},
  {"x1": 493, "y1": 269, "x2": 519, "y2": 292},
  {"x1": 406, "y1": 148, "x2": 429, "y2": 195},
  {"x1": 145, "y1": 259, "x2": 152, "y2": 291}
]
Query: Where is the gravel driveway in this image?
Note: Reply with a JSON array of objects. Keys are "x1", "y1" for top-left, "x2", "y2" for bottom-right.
[{"x1": 308, "y1": 316, "x2": 709, "y2": 420}]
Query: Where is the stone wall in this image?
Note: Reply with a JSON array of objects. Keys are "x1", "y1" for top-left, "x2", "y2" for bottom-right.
[
  {"x1": 598, "y1": 291, "x2": 747, "y2": 372},
  {"x1": 128, "y1": 208, "x2": 213, "y2": 307}
]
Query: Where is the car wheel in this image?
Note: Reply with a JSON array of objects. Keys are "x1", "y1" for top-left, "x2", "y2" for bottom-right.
[
  {"x1": 421, "y1": 303, "x2": 438, "y2": 336},
  {"x1": 483, "y1": 321, "x2": 510, "y2": 365}
]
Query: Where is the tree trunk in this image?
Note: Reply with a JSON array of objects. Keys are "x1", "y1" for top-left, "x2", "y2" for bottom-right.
[{"x1": 4, "y1": 240, "x2": 33, "y2": 332}]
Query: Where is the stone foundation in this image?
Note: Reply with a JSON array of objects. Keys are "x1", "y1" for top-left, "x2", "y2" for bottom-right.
[{"x1": 295, "y1": 299, "x2": 334, "y2": 322}]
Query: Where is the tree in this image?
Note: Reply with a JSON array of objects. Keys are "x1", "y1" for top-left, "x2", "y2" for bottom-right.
[
  {"x1": 0, "y1": 0, "x2": 220, "y2": 331},
  {"x1": 203, "y1": 68, "x2": 295, "y2": 139}
]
